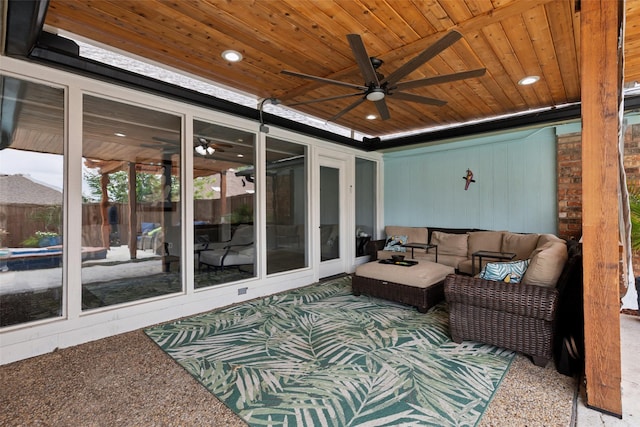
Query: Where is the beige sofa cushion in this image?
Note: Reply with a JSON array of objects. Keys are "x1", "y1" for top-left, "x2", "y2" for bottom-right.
[
  {"x1": 536, "y1": 233, "x2": 564, "y2": 248},
  {"x1": 431, "y1": 231, "x2": 468, "y2": 257},
  {"x1": 501, "y1": 232, "x2": 540, "y2": 260},
  {"x1": 436, "y1": 254, "x2": 468, "y2": 269},
  {"x1": 377, "y1": 250, "x2": 394, "y2": 260},
  {"x1": 529, "y1": 234, "x2": 565, "y2": 259},
  {"x1": 521, "y1": 241, "x2": 568, "y2": 288},
  {"x1": 385, "y1": 226, "x2": 428, "y2": 244},
  {"x1": 457, "y1": 259, "x2": 476, "y2": 275},
  {"x1": 467, "y1": 231, "x2": 504, "y2": 257}
]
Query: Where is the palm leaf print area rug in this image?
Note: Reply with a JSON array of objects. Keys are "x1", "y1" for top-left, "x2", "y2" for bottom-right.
[{"x1": 145, "y1": 276, "x2": 514, "y2": 426}]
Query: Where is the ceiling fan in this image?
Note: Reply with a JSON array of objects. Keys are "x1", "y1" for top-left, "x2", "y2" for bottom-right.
[
  {"x1": 194, "y1": 137, "x2": 231, "y2": 155},
  {"x1": 147, "y1": 136, "x2": 233, "y2": 156},
  {"x1": 281, "y1": 30, "x2": 486, "y2": 121}
]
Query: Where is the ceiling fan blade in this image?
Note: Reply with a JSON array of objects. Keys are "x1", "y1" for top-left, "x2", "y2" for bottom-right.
[
  {"x1": 198, "y1": 136, "x2": 232, "y2": 148},
  {"x1": 391, "y1": 92, "x2": 447, "y2": 106},
  {"x1": 208, "y1": 146, "x2": 227, "y2": 153},
  {"x1": 383, "y1": 30, "x2": 463, "y2": 87},
  {"x1": 144, "y1": 141, "x2": 178, "y2": 149},
  {"x1": 328, "y1": 97, "x2": 366, "y2": 122},
  {"x1": 288, "y1": 92, "x2": 364, "y2": 107},
  {"x1": 281, "y1": 70, "x2": 367, "y2": 91},
  {"x1": 374, "y1": 99, "x2": 391, "y2": 120},
  {"x1": 394, "y1": 68, "x2": 486, "y2": 91},
  {"x1": 151, "y1": 136, "x2": 179, "y2": 145},
  {"x1": 347, "y1": 34, "x2": 379, "y2": 86}
]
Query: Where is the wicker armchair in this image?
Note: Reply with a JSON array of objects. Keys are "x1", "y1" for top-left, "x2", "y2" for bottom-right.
[{"x1": 444, "y1": 274, "x2": 559, "y2": 366}]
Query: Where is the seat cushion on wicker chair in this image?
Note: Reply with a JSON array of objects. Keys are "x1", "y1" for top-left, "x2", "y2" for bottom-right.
[
  {"x1": 355, "y1": 260, "x2": 454, "y2": 288},
  {"x1": 199, "y1": 249, "x2": 253, "y2": 267}
]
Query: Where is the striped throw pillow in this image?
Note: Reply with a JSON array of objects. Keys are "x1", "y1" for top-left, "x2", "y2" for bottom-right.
[{"x1": 479, "y1": 259, "x2": 530, "y2": 283}]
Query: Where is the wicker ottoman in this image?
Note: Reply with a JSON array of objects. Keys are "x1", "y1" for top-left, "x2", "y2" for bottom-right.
[{"x1": 353, "y1": 260, "x2": 455, "y2": 312}]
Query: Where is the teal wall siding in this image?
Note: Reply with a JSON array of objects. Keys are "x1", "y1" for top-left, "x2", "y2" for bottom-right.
[{"x1": 383, "y1": 127, "x2": 558, "y2": 234}]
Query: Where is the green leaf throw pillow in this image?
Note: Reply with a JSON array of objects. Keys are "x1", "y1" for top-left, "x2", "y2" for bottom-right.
[
  {"x1": 383, "y1": 235, "x2": 408, "y2": 252},
  {"x1": 479, "y1": 259, "x2": 530, "y2": 283}
]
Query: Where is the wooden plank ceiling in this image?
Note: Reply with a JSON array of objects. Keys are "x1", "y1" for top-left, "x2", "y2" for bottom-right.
[{"x1": 43, "y1": 0, "x2": 640, "y2": 137}]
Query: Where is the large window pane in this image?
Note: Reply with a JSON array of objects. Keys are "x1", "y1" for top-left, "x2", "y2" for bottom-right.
[
  {"x1": 81, "y1": 95, "x2": 182, "y2": 309},
  {"x1": 0, "y1": 76, "x2": 65, "y2": 327},
  {"x1": 266, "y1": 138, "x2": 307, "y2": 274},
  {"x1": 355, "y1": 158, "x2": 376, "y2": 256},
  {"x1": 193, "y1": 120, "x2": 255, "y2": 288}
]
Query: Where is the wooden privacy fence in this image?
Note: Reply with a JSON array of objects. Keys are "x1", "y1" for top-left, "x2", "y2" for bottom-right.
[
  {"x1": 0, "y1": 194, "x2": 254, "y2": 248},
  {"x1": 0, "y1": 204, "x2": 62, "y2": 248}
]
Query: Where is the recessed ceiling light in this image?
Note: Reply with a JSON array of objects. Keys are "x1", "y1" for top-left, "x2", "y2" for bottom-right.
[
  {"x1": 222, "y1": 50, "x2": 243, "y2": 62},
  {"x1": 237, "y1": 153, "x2": 244, "y2": 158},
  {"x1": 114, "y1": 132, "x2": 126, "y2": 137},
  {"x1": 366, "y1": 114, "x2": 377, "y2": 120},
  {"x1": 518, "y1": 75, "x2": 540, "y2": 86}
]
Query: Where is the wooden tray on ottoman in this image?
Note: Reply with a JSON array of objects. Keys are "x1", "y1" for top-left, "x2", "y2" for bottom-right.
[{"x1": 352, "y1": 260, "x2": 454, "y2": 313}]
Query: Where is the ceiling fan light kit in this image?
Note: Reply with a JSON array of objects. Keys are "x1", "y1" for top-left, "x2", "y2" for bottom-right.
[
  {"x1": 366, "y1": 89, "x2": 385, "y2": 101},
  {"x1": 195, "y1": 144, "x2": 214, "y2": 156},
  {"x1": 281, "y1": 30, "x2": 486, "y2": 122}
]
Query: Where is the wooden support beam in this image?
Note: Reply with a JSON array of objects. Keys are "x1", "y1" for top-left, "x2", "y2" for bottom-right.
[
  {"x1": 580, "y1": 0, "x2": 623, "y2": 417},
  {"x1": 128, "y1": 162, "x2": 137, "y2": 260},
  {"x1": 220, "y1": 171, "x2": 228, "y2": 219},
  {"x1": 99, "y1": 173, "x2": 110, "y2": 250}
]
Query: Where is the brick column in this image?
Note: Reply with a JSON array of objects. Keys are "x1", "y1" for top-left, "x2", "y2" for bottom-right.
[
  {"x1": 557, "y1": 131, "x2": 583, "y2": 240},
  {"x1": 557, "y1": 123, "x2": 640, "y2": 267}
]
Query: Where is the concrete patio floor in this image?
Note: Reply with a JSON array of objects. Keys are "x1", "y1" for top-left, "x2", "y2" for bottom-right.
[
  {"x1": 575, "y1": 313, "x2": 640, "y2": 426},
  {"x1": 2, "y1": 246, "x2": 638, "y2": 425}
]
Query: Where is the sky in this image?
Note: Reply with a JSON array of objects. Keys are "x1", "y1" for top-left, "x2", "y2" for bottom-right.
[{"x1": 0, "y1": 149, "x2": 64, "y2": 192}]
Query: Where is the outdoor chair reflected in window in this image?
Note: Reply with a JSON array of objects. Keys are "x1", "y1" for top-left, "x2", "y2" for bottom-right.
[{"x1": 198, "y1": 225, "x2": 254, "y2": 272}]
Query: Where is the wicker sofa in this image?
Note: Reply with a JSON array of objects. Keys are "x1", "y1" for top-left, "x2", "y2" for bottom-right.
[
  {"x1": 367, "y1": 225, "x2": 568, "y2": 277},
  {"x1": 444, "y1": 274, "x2": 558, "y2": 366},
  {"x1": 366, "y1": 225, "x2": 574, "y2": 366},
  {"x1": 445, "y1": 240, "x2": 582, "y2": 367}
]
